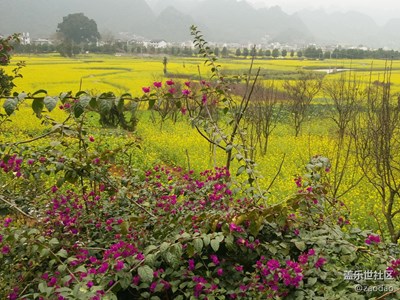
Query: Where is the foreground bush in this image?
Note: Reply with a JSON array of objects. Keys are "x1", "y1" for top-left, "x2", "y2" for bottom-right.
[{"x1": 1, "y1": 151, "x2": 399, "y2": 299}]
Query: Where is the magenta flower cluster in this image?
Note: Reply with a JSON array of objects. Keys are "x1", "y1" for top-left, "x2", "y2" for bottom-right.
[
  {"x1": 365, "y1": 234, "x2": 381, "y2": 245},
  {"x1": 387, "y1": 258, "x2": 400, "y2": 278},
  {"x1": 0, "y1": 154, "x2": 23, "y2": 177}
]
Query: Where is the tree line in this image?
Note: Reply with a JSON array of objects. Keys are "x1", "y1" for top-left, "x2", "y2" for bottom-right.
[{"x1": 11, "y1": 12, "x2": 400, "y2": 60}]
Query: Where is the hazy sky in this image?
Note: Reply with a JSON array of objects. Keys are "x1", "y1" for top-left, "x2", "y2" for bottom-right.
[{"x1": 245, "y1": 0, "x2": 399, "y2": 24}]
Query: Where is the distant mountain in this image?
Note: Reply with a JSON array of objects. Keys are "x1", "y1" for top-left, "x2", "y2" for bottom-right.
[
  {"x1": 0, "y1": 0, "x2": 400, "y2": 48},
  {"x1": 147, "y1": 0, "x2": 202, "y2": 15},
  {"x1": 379, "y1": 19, "x2": 400, "y2": 49},
  {"x1": 154, "y1": 7, "x2": 197, "y2": 42},
  {"x1": 295, "y1": 10, "x2": 380, "y2": 46},
  {"x1": 189, "y1": 1, "x2": 312, "y2": 43},
  {"x1": 0, "y1": 0, "x2": 156, "y2": 38}
]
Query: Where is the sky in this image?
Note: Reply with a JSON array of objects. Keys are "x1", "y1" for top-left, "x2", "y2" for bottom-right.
[{"x1": 245, "y1": 0, "x2": 399, "y2": 25}]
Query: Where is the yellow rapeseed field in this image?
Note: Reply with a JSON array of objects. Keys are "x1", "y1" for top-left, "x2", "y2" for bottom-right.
[{"x1": 2, "y1": 54, "x2": 400, "y2": 231}]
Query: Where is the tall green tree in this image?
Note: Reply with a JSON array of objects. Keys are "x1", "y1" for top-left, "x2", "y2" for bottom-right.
[
  {"x1": 57, "y1": 13, "x2": 100, "y2": 57},
  {"x1": 272, "y1": 48, "x2": 280, "y2": 58},
  {"x1": 235, "y1": 48, "x2": 241, "y2": 57},
  {"x1": 221, "y1": 46, "x2": 229, "y2": 57},
  {"x1": 297, "y1": 50, "x2": 303, "y2": 58},
  {"x1": 242, "y1": 48, "x2": 249, "y2": 58}
]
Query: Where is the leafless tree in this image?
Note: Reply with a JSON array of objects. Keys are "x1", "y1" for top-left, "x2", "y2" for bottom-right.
[
  {"x1": 352, "y1": 63, "x2": 400, "y2": 243},
  {"x1": 283, "y1": 72, "x2": 323, "y2": 137},
  {"x1": 323, "y1": 71, "x2": 365, "y2": 198},
  {"x1": 242, "y1": 81, "x2": 282, "y2": 161}
]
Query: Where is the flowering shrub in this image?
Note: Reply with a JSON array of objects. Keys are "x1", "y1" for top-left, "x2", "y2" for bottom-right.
[{"x1": 1, "y1": 149, "x2": 399, "y2": 299}]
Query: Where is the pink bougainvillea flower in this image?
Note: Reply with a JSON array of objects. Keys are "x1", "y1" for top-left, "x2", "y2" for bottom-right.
[
  {"x1": 267, "y1": 259, "x2": 280, "y2": 271},
  {"x1": 153, "y1": 81, "x2": 162, "y2": 88},
  {"x1": 142, "y1": 87, "x2": 150, "y2": 93},
  {"x1": 3, "y1": 217, "x2": 12, "y2": 227},
  {"x1": 188, "y1": 259, "x2": 195, "y2": 271},
  {"x1": 315, "y1": 257, "x2": 327, "y2": 269},
  {"x1": 182, "y1": 89, "x2": 191, "y2": 96},
  {"x1": 115, "y1": 260, "x2": 124, "y2": 271},
  {"x1": 89, "y1": 136, "x2": 95, "y2": 142},
  {"x1": 235, "y1": 265, "x2": 244, "y2": 272},
  {"x1": 210, "y1": 254, "x2": 220, "y2": 265},
  {"x1": 365, "y1": 234, "x2": 381, "y2": 245},
  {"x1": 184, "y1": 81, "x2": 191, "y2": 87},
  {"x1": 168, "y1": 88, "x2": 176, "y2": 94},
  {"x1": 166, "y1": 79, "x2": 175, "y2": 86},
  {"x1": 2, "y1": 245, "x2": 10, "y2": 254},
  {"x1": 202, "y1": 94, "x2": 207, "y2": 104}
]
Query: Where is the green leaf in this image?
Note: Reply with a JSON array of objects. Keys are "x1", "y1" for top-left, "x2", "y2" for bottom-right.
[
  {"x1": 138, "y1": 265, "x2": 154, "y2": 283},
  {"x1": 56, "y1": 177, "x2": 65, "y2": 188},
  {"x1": 32, "y1": 98, "x2": 44, "y2": 118},
  {"x1": 236, "y1": 165, "x2": 246, "y2": 176},
  {"x1": 38, "y1": 282, "x2": 46, "y2": 293},
  {"x1": 98, "y1": 98, "x2": 113, "y2": 114},
  {"x1": 145, "y1": 253, "x2": 156, "y2": 266},
  {"x1": 44, "y1": 96, "x2": 58, "y2": 112},
  {"x1": 3, "y1": 98, "x2": 18, "y2": 115},
  {"x1": 193, "y1": 239, "x2": 203, "y2": 253},
  {"x1": 120, "y1": 93, "x2": 132, "y2": 99},
  {"x1": 306, "y1": 277, "x2": 318, "y2": 287},
  {"x1": 32, "y1": 89, "x2": 47, "y2": 97},
  {"x1": 144, "y1": 245, "x2": 158, "y2": 255},
  {"x1": 203, "y1": 235, "x2": 211, "y2": 247},
  {"x1": 225, "y1": 234, "x2": 235, "y2": 251},
  {"x1": 116, "y1": 97, "x2": 124, "y2": 112},
  {"x1": 56, "y1": 249, "x2": 68, "y2": 258},
  {"x1": 74, "y1": 95, "x2": 91, "y2": 118},
  {"x1": 59, "y1": 92, "x2": 71, "y2": 102},
  {"x1": 17, "y1": 92, "x2": 27, "y2": 100},
  {"x1": 65, "y1": 170, "x2": 78, "y2": 184},
  {"x1": 49, "y1": 238, "x2": 59, "y2": 246},
  {"x1": 79, "y1": 95, "x2": 91, "y2": 108},
  {"x1": 225, "y1": 144, "x2": 233, "y2": 152},
  {"x1": 160, "y1": 242, "x2": 170, "y2": 252},
  {"x1": 148, "y1": 99, "x2": 156, "y2": 109},
  {"x1": 170, "y1": 244, "x2": 182, "y2": 257},
  {"x1": 210, "y1": 239, "x2": 220, "y2": 252},
  {"x1": 89, "y1": 97, "x2": 97, "y2": 109},
  {"x1": 75, "y1": 265, "x2": 87, "y2": 273},
  {"x1": 294, "y1": 241, "x2": 306, "y2": 251},
  {"x1": 40, "y1": 248, "x2": 50, "y2": 258},
  {"x1": 74, "y1": 104, "x2": 84, "y2": 118},
  {"x1": 75, "y1": 91, "x2": 88, "y2": 97},
  {"x1": 164, "y1": 251, "x2": 179, "y2": 268}
]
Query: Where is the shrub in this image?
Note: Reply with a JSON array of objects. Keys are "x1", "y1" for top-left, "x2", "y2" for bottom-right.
[{"x1": 1, "y1": 151, "x2": 399, "y2": 299}]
